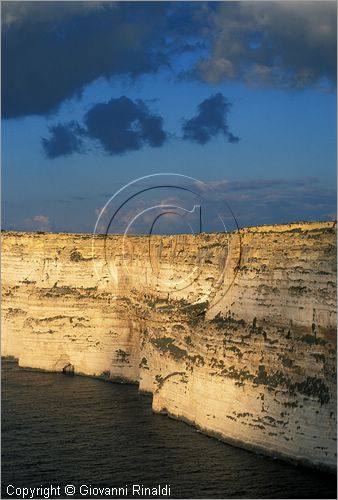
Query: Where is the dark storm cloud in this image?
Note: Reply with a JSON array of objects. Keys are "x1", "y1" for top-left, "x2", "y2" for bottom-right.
[
  {"x1": 42, "y1": 121, "x2": 85, "y2": 159},
  {"x1": 182, "y1": 93, "x2": 239, "y2": 145},
  {"x1": 2, "y1": 1, "x2": 169, "y2": 118},
  {"x1": 41, "y1": 96, "x2": 167, "y2": 158},
  {"x1": 2, "y1": 1, "x2": 336, "y2": 120},
  {"x1": 84, "y1": 96, "x2": 167, "y2": 154}
]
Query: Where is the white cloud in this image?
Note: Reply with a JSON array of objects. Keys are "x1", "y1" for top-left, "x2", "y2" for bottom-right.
[{"x1": 21, "y1": 215, "x2": 52, "y2": 232}]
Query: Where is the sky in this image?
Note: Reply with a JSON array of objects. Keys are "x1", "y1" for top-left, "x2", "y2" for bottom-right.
[{"x1": 2, "y1": 0, "x2": 337, "y2": 234}]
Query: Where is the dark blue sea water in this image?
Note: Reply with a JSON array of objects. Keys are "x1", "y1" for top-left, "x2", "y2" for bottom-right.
[{"x1": 1, "y1": 359, "x2": 336, "y2": 499}]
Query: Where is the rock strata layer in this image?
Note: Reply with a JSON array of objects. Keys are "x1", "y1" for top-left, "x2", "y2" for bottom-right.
[{"x1": 1, "y1": 221, "x2": 336, "y2": 471}]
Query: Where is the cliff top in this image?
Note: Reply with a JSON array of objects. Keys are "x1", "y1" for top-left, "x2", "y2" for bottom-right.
[{"x1": 1, "y1": 220, "x2": 336, "y2": 239}]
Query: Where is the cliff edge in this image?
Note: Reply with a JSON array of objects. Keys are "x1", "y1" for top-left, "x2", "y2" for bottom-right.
[{"x1": 1, "y1": 221, "x2": 336, "y2": 471}]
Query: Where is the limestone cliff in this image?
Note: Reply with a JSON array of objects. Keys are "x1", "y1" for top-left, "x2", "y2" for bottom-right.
[{"x1": 1, "y1": 221, "x2": 336, "y2": 472}]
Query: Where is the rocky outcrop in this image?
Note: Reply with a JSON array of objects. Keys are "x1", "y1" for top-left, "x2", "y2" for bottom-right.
[{"x1": 1, "y1": 221, "x2": 336, "y2": 471}]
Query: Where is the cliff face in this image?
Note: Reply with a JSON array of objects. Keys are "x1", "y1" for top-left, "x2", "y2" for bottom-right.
[{"x1": 2, "y1": 221, "x2": 336, "y2": 471}]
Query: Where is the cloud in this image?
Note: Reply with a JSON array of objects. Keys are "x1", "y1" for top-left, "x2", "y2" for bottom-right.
[
  {"x1": 42, "y1": 93, "x2": 239, "y2": 157},
  {"x1": 42, "y1": 121, "x2": 86, "y2": 159},
  {"x1": 2, "y1": 178, "x2": 335, "y2": 234},
  {"x1": 84, "y1": 96, "x2": 167, "y2": 154},
  {"x1": 2, "y1": 2, "x2": 107, "y2": 28},
  {"x1": 2, "y1": 2, "x2": 336, "y2": 120},
  {"x1": 41, "y1": 96, "x2": 167, "y2": 158},
  {"x1": 194, "y1": 2, "x2": 337, "y2": 90},
  {"x1": 182, "y1": 93, "x2": 239, "y2": 145},
  {"x1": 20, "y1": 215, "x2": 52, "y2": 232},
  {"x1": 2, "y1": 2, "x2": 168, "y2": 118},
  {"x1": 197, "y1": 177, "x2": 318, "y2": 196},
  {"x1": 92, "y1": 177, "x2": 336, "y2": 234},
  {"x1": 194, "y1": 177, "x2": 336, "y2": 229}
]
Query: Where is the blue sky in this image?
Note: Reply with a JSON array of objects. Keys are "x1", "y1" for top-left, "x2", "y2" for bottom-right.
[{"x1": 2, "y1": 1, "x2": 336, "y2": 234}]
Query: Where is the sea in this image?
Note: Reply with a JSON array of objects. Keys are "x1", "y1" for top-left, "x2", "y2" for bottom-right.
[{"x1": 2, "y1": 359, "x2": 336, "y2": 499}]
